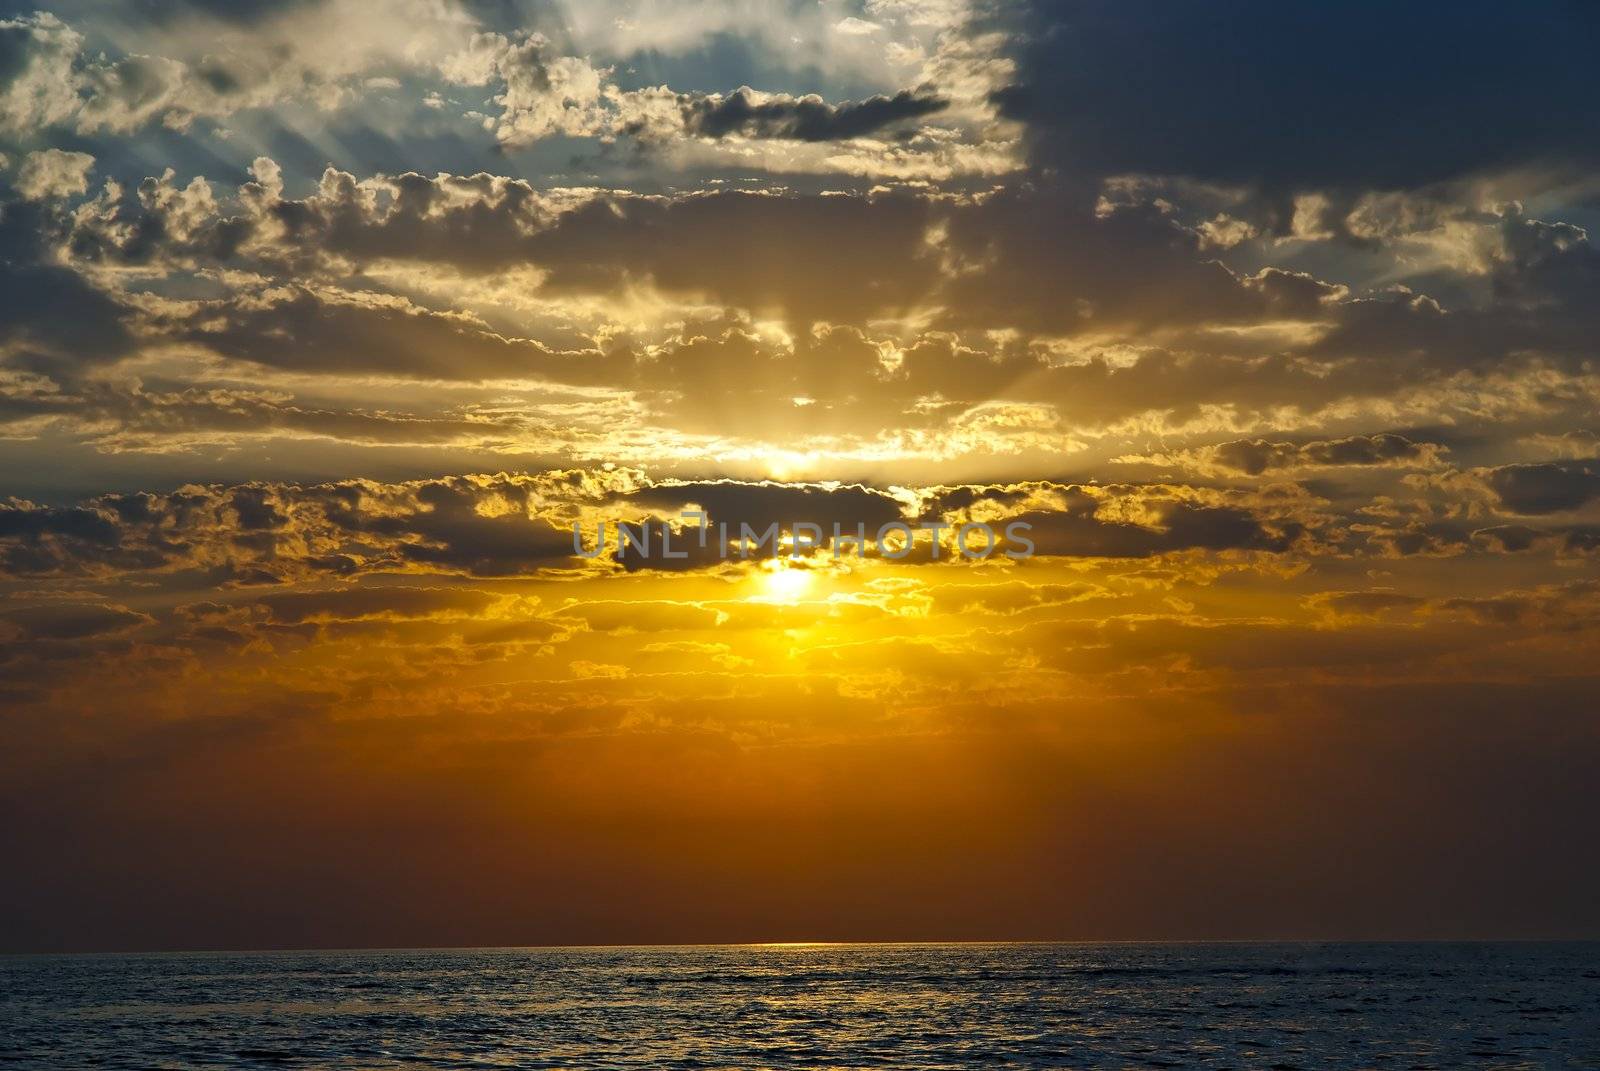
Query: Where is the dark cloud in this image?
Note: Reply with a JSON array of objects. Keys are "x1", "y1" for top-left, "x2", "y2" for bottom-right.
[
  {"x1": 1470, "y1": 525, "x2": 1543, "y2": 554},
  {"x1": 170, "y1": 283, "x2": 624, "y2": 383},
  {"x1": 0, "y1": 199, "x2": 135, "y2": 373},
  {"x1": 1007, "y1": 488, "x2": 1303, "y2": 559},
  {"x1": 935, "y1": 190, "x2": 1271, "y2": 334},
  {"x1": 65, "y1": 171, "x2": 943, "y2": 330},
  {"x1": 0, "y1": 378, "x2": 549, "y2": 448},
  {"x1": 242, "y1": 169, "x2": 553, "y2": 274},
  {"x1": 0, "y1": 473, "x2": 593, "y2": 579},
  {"x1": 1210, "y1": 434, "x2": 1440, "y2": 476},
  {"x1": 997, "y1": 0, "x2": 1600, "y2": 194},
  {"x1": 1309, "y1": 591, "x2": 1425, "y2": 618},
  {"x1": 1485, "y1": 459, "x2": 1600, "y2": 515},
  {"x1": 312, "y1": 476, "x2": 579, "y2": 577},
  {"x1": 1493, "y1": 214, "x2": 1600, "y2": 312},
  {"x1": 525, "y1": 188, "x2": 939, "y2": 326},
  {"x1": 1298, "y1": 214, "x2": 1600, "y2": 385},
  {"x1": 1435, "y1": 578, "x2": 1600, "y2": 629},
  {"x1": 678, "y1": 87, "x2": 948, "y2": 142},
  {"x1": 1360, "y1": 520, "x2": 1471, "y2": 561},
  {"x1": 1468, "y1": 524, "x2": 1600, "y2": 557},
  {"x1": 0, "y1": 600, "x2": 150, "y2": 641},
  {"x1": 0, "y1": 497, "x2": 150, "y2": 576},
  {"x1": 621, "y1": 480, "x2": 904, "y2": 533},
  {"x1": 0, "y1": 472, "x2": 1335, "y2": 582},
  {"x1": 610, "y1": 479, "x2": 907, "y2": 571},
  {"x1": 916, "y1": 484, "x2": 1033, "y2": 519},
  {"x1": 18, "y1": 160, "x2": 1600, "y2": 476}
]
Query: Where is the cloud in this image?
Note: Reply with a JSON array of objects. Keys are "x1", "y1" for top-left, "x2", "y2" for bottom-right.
[
  {"x1": 0, "y1": 378, "x2": 561, "y2": 452},
  {"x1": 995, "y1": 0, "x2": 1600, "y2": 194},
  {"x1": 675, "y1": 86, "x2": 947, "y2": 141},
  {"x1": 0, "y1": 471, "x2": 614, "y2": 580},
  {"x1": 1146, "y1": 434, "x2": 1447, "y2": 477},
  {"x1": 0, "y1": 201, "x2": 136, "y2": 374},
  {"x1": 931, "y1": 190, "x2": 1292, "y2": 335},
  {"x1": 39, "y1": 161, "x2": 1348, "y2": 355},
  {"x1": 0, "y1": 600, "x2": 151, "y2": 642},
  {"x1": 15, "y1": 155, "x2": 1600, "y2": 484},
  {"x1": 255, "y1": 586, "x2": 503, "y2": 624},
  {"x1": 171, "y1": 282, "x2": 627, "y2": 383},
  {"x1": 609, "y1": 479, "x2": 910, "y2": 570},
  {"x1": 929, "y1": 579, "x2": 1109, "y2": 616},
  {"x1": 0, "y1": 470, "x2": 1336, "y2": 582},
  {"x1": 1306, "y1": 590, "x2": 1425, "y2": 621},
  {"x1": 0, "y1": 13, "x2": 83, "y2": 133},
  {"x1": 582, "y1": 476, "x2": 1313, "y2": 569},
  {"x1": 441, "y1": 28, "x2": 961, "y2": 159},
  {"x1": 1471, "y1": 524, "x2": 1600, "y2": 558},
  {"x1": 14, "y1": 148, "x2": 94, "y2": 200},
  {"x1": 834, "y1": 17, "x2": 881, "y2": 37},
  {"x1": 1010, "y1": 495, "x2": 1303, "y2": 559},
  {"x1": 59, "y1": 165, "x2": 942, "y2": 326},
  {"x1": 553, "y1": 598, "x2": 723, "y2": 633},
  {"x1": 1432, "y1": 578, "x2": 1600, "y2": 629},
  {"x1": 1, "y1": 2, "x2": 484, "y2": 135},
  {"x1": 522, "y1": 187, "x2": 941, "y2": 325},
  {"x1": 1484, "y1": 460, "x2": 1600, "y2": 515},
  {"x1": 442, "y1": 31, "x2": 612, "y2": 147}
]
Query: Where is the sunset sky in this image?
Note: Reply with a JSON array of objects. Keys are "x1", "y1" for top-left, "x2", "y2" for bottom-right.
[{"x1": 3, "y1": 0, "x2": 1599, "y2": 952}]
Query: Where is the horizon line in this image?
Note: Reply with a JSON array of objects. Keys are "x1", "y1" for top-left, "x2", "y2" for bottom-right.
[{"x1": 7, "y1": 935, "x2": 1600, "y2": 958}]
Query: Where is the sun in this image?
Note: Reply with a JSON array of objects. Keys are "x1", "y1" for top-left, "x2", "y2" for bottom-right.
[
  {"x1": 762, "y1": 448, "x2": 821, "y2": 481},
  {"x1": 754, "y1": 560, "x2": 816, "y2": 603}
]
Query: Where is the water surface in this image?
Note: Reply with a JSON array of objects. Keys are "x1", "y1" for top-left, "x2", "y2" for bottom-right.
[{"x1": 3, "y1": 942, "x2": 1598, "y2": 1068}]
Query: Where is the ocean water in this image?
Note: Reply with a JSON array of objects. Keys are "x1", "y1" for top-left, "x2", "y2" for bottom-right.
[{"x1": 2, "y1": 942, "x2": 1598, "y2": 1069}]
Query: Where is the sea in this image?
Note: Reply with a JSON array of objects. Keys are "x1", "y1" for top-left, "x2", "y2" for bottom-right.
[{"x1": 2, "y1": 942, "x2": 1598, "y2": 1069}]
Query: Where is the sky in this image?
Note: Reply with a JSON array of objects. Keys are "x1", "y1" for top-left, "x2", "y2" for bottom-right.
[{"x1": 2, "y1": 0, "x2": 1599, "y2": 952}]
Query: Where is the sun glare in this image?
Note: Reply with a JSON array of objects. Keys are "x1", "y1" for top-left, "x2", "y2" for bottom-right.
[{"x1": 755, "y1": 560, "x2": 816, "y2": 603}]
